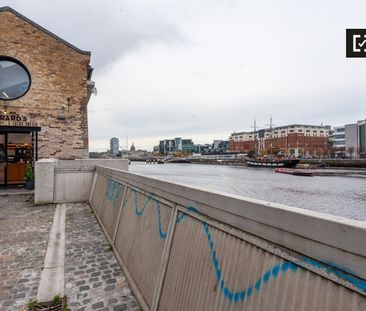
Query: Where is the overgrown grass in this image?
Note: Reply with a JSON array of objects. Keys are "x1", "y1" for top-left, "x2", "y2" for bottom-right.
[{"x1": 27, "y1": 299, "x2": 37, "y2": 310}]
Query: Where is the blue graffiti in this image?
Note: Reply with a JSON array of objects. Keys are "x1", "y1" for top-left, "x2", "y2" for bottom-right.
[
  {"x1": 203, "y1": 223, "x2": 298, "y2": 303},
  {"x1": 121, "y1": 188, "x2": 301, "y2": 301},
  {"x1": 122, "y1": 189, "x2": 197, "y2": 239},
  {"x1": 176, "y1": 206, "x2": 199, "y2": 224},
  {"x1": 106, "y1": 179, "x2": 124, "y2": 208},
  {"x1": 126, "y1": 188, "x2": 167, "y2": 239},
  {"x1": 117, "y1": 187, "x2": 366, "y2": 301}
]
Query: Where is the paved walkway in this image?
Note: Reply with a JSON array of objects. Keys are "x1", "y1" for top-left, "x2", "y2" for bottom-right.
[
  {"x1": 65, "y1": 203, "x2": 139, "y2": 311},
  {"x1": 0, "y1": 194, "x2": 53, "y2": 310},
  {"x1": 0, "y1": 195, "x2": 139, "y2": 311}
]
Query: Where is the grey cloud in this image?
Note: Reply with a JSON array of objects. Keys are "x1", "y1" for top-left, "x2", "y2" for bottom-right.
[{"x1": 3, "y1": 0, "x2": 366, "y2": 151}]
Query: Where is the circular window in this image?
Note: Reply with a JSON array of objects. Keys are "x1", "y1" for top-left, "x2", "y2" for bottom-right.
[{"x1": 0, "y1": 56, "x2": 31, "y2": 100}]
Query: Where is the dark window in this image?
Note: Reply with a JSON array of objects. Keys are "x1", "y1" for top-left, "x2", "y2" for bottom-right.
[{"x1": 0, "y1": 56, "x2": 31, "y2": 100}]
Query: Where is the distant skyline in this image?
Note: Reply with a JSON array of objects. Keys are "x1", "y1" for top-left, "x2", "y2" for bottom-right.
[{"x1": 2, "y1": 0, "x2": 366, "y2": 151}]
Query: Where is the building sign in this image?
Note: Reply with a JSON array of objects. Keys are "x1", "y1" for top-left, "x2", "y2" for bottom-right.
[
  {"x1": 0, "y1": 114, "x2": 27, "y2": 122},
  {"x1": 0, "y1": 113, "x2": 39, "y2": 127}
]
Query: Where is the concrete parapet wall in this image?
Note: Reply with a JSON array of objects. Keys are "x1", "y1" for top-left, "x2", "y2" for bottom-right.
[
  {"x1": 90, "y1": 165, "x2": 366, "y2": 311},
  {"x1": 35, "y1": 158, "x2": 58, "y2": 204},
  {"x1": 35, "y1": 159, "x2": 129, "y2": 204}
]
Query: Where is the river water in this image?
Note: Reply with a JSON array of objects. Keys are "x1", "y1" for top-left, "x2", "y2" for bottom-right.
[{"x1": 129, "y1": 162, "x2": 366, "y2": 222}]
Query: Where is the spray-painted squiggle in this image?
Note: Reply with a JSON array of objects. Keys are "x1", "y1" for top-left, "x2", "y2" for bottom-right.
[
  {"x1": 176, "y1": 206, "x2": 199, "y2": 224},
  {"x1": 203, "y1": 223, "x2": 298, "y2": 302},
  {"x1": 130, "y1": 188, "x2": 167, "y2": 239},
  {"x1": 107, "y1": 183, "x2": 366, "y2": 301},
  {"x1": 106, "y1": 179, "x2": 124, "y2": 208}
]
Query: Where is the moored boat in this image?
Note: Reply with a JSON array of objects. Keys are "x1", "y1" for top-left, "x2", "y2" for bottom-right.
[
  {"x1": 246, "y1": 158, "x2": 300, "y2": 168},
  {"x1": 275, "y1": 167, "x2": 314, "y2": 176}
]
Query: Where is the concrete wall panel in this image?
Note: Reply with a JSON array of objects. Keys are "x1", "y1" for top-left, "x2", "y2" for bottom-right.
[
  {"x1": 114, "y1": 188, "x2": 172, "y2": 307},
  {"x1": 99, "y1": 178, "x2": 125, "y2": 238},
  {"x1": 90, "y1": 174, "x2": 107, "y2": 213},
  {"x1": 54, "y1": 171, "x2": 93, "y2": 203},
  {"x1": 159, "y1": 212, "x2": 366, "y2": 311}
]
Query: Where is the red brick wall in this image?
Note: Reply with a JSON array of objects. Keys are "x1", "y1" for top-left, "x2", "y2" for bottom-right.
[
  {"x1": 0, "y1": 10, "x2": 91, "y2": 159},
  {"x1": 230, "y1": 133, "x2": 329, "y2": 156}
]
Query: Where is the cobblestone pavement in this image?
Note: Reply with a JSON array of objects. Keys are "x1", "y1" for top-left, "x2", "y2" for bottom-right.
[
  {"x1": 0, "y1": 196, "x2": 140, "y2": 311},
  {"x1": 0, "y1": 194, "x2": 55, "y2": 311},
  {"x1": 65, "y1": 203, "x2": 140, "y2": 311}
]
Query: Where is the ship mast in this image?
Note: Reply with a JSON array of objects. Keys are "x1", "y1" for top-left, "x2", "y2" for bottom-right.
[
  {"x1": 266, "y1": 116, "x2": 275, "y2": 160},
  {"x1": 253, "y1": 119, "x2": 257, "y2": 157},
  {"x1": 269, "y1": 116, "x2": 273, "y2": 159}
]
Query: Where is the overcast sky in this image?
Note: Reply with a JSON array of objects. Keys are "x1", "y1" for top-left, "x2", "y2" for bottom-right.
[{"x1": 2, "y1": 0, "x2": 366, "y2": 151}]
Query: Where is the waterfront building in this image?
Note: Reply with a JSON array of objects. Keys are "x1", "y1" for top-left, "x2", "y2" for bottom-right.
[
  {"x1": 211, "y1": 140, "x2": 230, "y2": 153},
  {"x1": 110, "y1": 137, "x2": 119, "y2": 157},
  {"x1": 331, "y1": 126, "x2": 346, "y2": 158},
  {"x1": 345, "y1": 124, "x2": 358, "y2": 158},
  {"x1": 331, "y1": 119, "x2": 366, "y2": 158},
  {"x1": 0, "y1": 7, "x2": 94, "y2": 186},
  {"x1": 195, "y1": 144, "x2": 211, "y2": 154},
  {"x1": 359, "y1": 119, "x2": 366, "y2": 158},
  {"x1": 181, "y1": 139, "x2": 196, "y2": 153},
  {"x1": 229, "y1": 124, "x2": 331, "y2": 157},
  {"x1": 159, "y1": 137, "x2": 195, "y2": 154},
  {"x1": 130, "y1": 142, "x2": 136, "y2": 152}
]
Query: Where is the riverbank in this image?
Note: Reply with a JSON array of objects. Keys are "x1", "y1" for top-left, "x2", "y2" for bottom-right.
[{"x1": 300, "y1": 159, "x2": 366, "y2": 168}]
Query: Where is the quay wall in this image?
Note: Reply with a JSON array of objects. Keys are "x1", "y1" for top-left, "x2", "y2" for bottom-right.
[
  {"x1": 189, "y1": 158, "x2": 366, "y2": 168},
  {"x1": 35, "y1": 159, "x2": 129, "y2": 204},
  {"x1": 89, "y1": 165, "x2": 366, "y2": 311},
  {"x1": 300, "y1": 159, "x2": 366, "y2": 168}
]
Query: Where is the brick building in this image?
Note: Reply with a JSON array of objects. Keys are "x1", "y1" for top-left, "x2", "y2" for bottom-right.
[
  {"x1": 229, "y1": 124, "x2": 331, "y2": 158},
  {"x1": 0, "y1": 7, "x2": 95, "y2": 186}
]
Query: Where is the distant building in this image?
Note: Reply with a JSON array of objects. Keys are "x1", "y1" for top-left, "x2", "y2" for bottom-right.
[
  {"x1": 331, "y1": 119, "x2": 366, "y2": 158},
  {"x1": 229, "y1": 124, "x2": 331, "y2": 158},
  {"x1": 159, "y1": 137, "x2": 195, "y2": 154},
  {"x1": 130, "y1": 142, "x2": 136, "y2": 152},
  {"x1": 359, "y1": 119, "x2": 366, "y2": 158},
  {"x1": 211, "y1": 140, "x2": 229, "y2": 153},
  {"x1": 181, "y1": 139, "x2": 195, "y2": 153},
  {"x1": 195, "y1": 144, "x2": 211, "y2": 154},
  {"x1": 345, "y1": 124, "x2": 358, "y2": 158},
  {"x1": 331, "y1": 126, "x2": 345, "y2": 158},
  {"x1": 110, "y1": 137, "x2": 119, "y2": 157}
]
